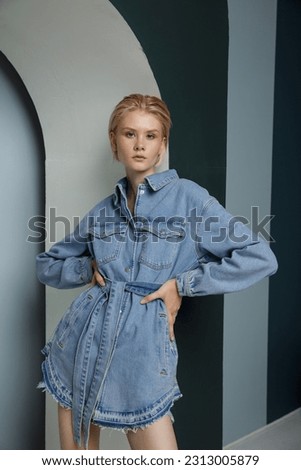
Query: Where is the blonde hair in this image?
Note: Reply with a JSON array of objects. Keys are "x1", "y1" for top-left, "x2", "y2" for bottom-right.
[{"x1": 108, "y1": 93, "x2": 172, "y2": 141}]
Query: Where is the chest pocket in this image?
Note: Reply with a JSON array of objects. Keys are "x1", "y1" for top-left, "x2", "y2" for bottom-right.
[
  {"x1": 138, "y1": 220, "x2": 185, "y2": 270},
  {"x1": 89, "y1": 222, "x2": 127, "y2": 264}
]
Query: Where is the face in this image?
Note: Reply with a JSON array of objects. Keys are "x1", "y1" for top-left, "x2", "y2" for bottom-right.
[{"x1": 110, "y1": 110, "x2": 166, "y2": 179}]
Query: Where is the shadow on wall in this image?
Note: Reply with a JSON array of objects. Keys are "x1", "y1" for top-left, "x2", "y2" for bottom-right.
[{"x1": 0, "y1": 52, "x2": 45, "y2": 449}]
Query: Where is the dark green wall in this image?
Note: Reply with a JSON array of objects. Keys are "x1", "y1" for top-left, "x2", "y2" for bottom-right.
[
  {"x1": 268, "y1": 0, "x2": 301, "y2": 422},
  {"x1": 110, "y1": 0, "x2": 228, "y2": 449}
]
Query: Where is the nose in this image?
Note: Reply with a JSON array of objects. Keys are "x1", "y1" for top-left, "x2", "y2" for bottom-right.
[{"x1": 134, "y1": 138, "x2": 145, "y2": 151}]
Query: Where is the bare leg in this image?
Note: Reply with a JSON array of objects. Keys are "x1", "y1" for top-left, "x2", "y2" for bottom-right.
[
  {"x1": 127, "y1": 415, "x2": 178, "y2": 450},
  {"x1": 58, "y1": 405, "x2": 100, "y2": 450}
]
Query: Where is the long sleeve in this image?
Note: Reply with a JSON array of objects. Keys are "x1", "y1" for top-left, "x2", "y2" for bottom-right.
[
  {"x1": 36, "y1": 212, "x2": 93, "y2": 289},
  {"x1": 176, "y1": 196, "x2": 278, "y2": 296}
]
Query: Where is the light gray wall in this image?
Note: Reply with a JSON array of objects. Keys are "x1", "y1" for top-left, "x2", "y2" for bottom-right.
[
  {"x1": 224, "y1": 0, "x2": 277, "y2": 446},
  {"x1": 0, "y1": 0, "x2": 166, "y2": 450},
  {"x1": 0, "y1": 56, "x2": 45, "y2": 449}
]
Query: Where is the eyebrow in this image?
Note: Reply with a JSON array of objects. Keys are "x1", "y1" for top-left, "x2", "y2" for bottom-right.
[{"x1": 121, "y1": 127, "x2": 160, "y2": 133}]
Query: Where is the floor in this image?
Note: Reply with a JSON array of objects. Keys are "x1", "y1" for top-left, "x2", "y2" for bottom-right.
[
  {"x1": 86, "y1": 407, "x2": 301, "y2": 450},
  {"x1": 224, "y1": 408, "x2": 301, "y2": 450}
]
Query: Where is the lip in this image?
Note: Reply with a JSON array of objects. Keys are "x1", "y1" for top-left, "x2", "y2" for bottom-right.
[{"x1": 132, "y1": 155, "x2": 146, "y2": 159}]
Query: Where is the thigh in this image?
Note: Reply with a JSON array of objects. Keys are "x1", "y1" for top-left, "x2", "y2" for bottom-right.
[
  {"x1": 127, "y1": 415, "x2": 178, "y2": 450},
  {"x1": 58, "y1": 405, "x2": 100, "y2": 450}
]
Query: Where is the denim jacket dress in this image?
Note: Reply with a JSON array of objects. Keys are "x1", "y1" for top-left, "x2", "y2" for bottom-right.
[{"x1": 36, "y1": 169, "x2": 277, "y2": 447}]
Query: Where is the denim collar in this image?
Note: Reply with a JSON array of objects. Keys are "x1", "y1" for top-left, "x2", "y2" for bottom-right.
[{"x1": 113, "y1": 169, "x2": 178, "y2": 205}]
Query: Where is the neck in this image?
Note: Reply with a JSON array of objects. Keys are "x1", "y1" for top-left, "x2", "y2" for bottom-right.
[
  {"x1": 125, "y1": 174, "x2": 144, "y2": 215},
  {"x1": 126, "y1": 170, "x2": 154, "y2": 198},
  {"x1": 127, "y1": 176, "x2": 143, "y2": 198}
]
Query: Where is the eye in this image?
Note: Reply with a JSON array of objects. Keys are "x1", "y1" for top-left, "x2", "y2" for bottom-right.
[
  {"x1": 146, "y1": 133, "x2": 156, "y2": 139},
  {"x1": 125, "y1": 131, "x2": 135, "y2": 138}
]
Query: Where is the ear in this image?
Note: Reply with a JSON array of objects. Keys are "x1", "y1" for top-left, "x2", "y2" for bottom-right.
[
  {"x1": 155, "y1": 137, "x2": 167, "y2": 167},
  {"x1": 109, "y1": 131, "x2": 118, "y2": 158}
]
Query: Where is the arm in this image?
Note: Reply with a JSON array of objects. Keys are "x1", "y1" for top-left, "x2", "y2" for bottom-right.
[
  {"x1": 36, "y1": 213, "x2": 93, "y2": 289},
  {"x1": 176, "y1": 197, "x2": 278, "y2": 296}
]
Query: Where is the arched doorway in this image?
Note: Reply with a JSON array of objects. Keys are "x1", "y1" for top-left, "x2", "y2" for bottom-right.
[{"x1": 0, "y1": 52, "x2": 45, "y2": 449}]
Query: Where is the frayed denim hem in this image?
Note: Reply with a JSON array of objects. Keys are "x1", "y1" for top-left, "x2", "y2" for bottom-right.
[
  {"x1": 38, "y1": 373, "x2": 181, "y2": 432},
  {"x1": 37, "y1": 381, "x2": 72, "y2": 411},
  {"x1": 37, "y1": 358, "x2": 73, "y2": 410},
  {"x1": 91, "y1": 409, "x2": 177, "y2": 435},
  {"x1": 38, "y1": 375, "x2": 181, "y2": 432},
  {"x1": 91, "y1": 387, "x2": 182, "y2": 433}
]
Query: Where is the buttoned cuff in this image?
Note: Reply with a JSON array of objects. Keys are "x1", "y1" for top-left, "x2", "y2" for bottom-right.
[
  {"x1": 176, "y1": 271, "x2": 193, "y2": 297},
  {"x1": 78, "y1": 257, "x2": 93, "y2": 284}
]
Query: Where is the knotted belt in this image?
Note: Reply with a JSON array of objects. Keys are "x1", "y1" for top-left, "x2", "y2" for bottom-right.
[{"x1": 71, "y1": 278, "x2": 162, "y2": 448}]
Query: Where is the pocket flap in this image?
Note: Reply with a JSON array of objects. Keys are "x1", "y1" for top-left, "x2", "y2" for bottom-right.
[{"x1": 89, "y1": 222, "x2": 127, "y2": 239}]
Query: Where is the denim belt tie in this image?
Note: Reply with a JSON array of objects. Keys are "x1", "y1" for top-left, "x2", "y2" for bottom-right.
[{"x1": 71, "y1": 278, "x2": 162, "y2": 448}]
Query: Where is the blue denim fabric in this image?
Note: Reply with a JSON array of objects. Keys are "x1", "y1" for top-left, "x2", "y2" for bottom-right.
[{"x1": 36, "y1": 169, "x2": 277, "y2": 447}]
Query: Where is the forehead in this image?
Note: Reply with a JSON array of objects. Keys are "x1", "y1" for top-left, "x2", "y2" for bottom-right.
[{"x1": 118, "y1": 110, "x2": 162, "y2": 131}]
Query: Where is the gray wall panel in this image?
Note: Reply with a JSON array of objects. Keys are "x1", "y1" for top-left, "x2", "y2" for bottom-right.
[{"x1": 224, "y1": 0, "x2": 277, "y2": 446}]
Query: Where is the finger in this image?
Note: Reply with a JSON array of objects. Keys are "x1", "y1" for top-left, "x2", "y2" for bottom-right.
[
  {"x1": 169, "y1": 310, "x2": 179, "y2": 340},
  {"x1": 94, "y1": 272, "x2": 105, "y2": 287},
  {"x1": 140, "y1": 291, "x2": 160, "y2": 305},
  {"x1": 169, "y1": 324, "x2": 175, "y2": 341}
]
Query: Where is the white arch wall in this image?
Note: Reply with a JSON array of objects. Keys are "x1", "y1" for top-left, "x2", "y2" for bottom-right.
[{"x1": 0, "y1": 0, "x2": 166, "y2": 449}]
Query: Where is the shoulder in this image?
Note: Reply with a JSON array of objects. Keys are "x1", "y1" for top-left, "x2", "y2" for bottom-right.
[
  {"x1": 164, "y1": 175, "x2": 215, "y2": 215},
  {"x1": 175, "y1": 176, "x2": 211, "y2": 201}
]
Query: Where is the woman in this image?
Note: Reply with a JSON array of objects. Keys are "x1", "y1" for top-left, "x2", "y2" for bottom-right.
[{"x1": 37, "y1": 94, "x2": 277, "y2": 450}]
